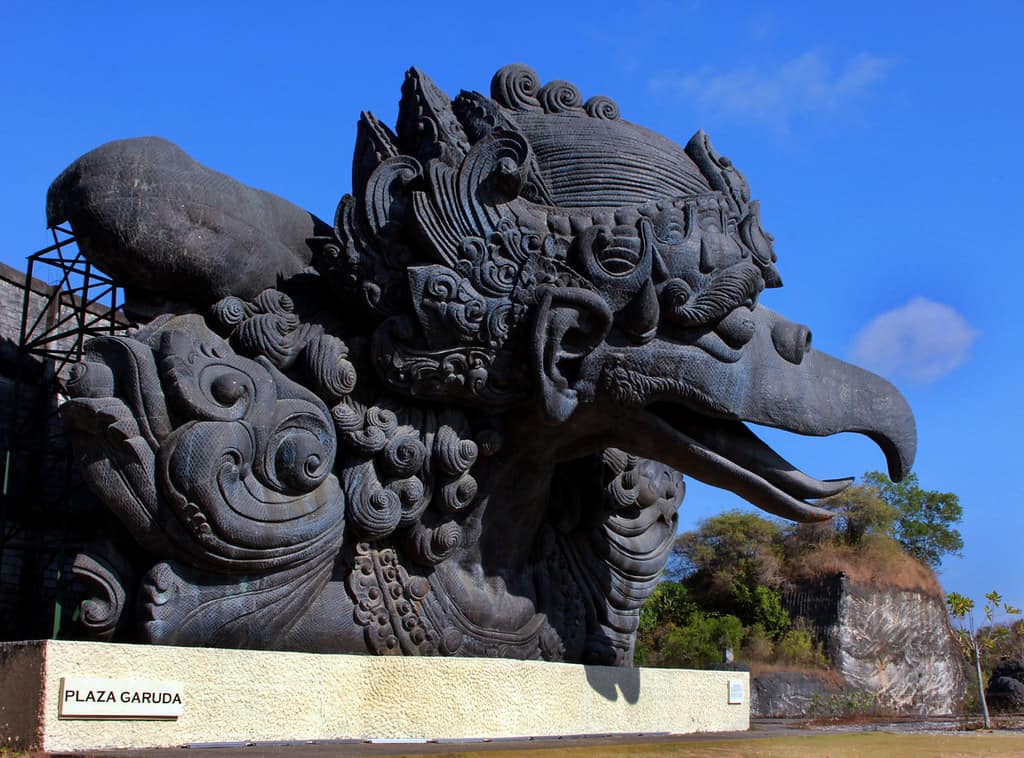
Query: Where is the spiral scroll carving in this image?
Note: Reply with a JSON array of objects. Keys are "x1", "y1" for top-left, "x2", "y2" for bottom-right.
[
  {"x1": 332, "y1": 398, "x2": 493, "y2": 568},
  {"x1": 584, "y1": 95, "x2": 620, "y2": 120},
  {"x1": 211, "y1": 296, "x2": 249, "y2": 327},
  {"x1": 301, "y1": 333, "x2": 357, "y2": 404},
  {"x1": 156, "y1": 342, "x2": 345, "y2": 568},
  {"x1": 434, "y1": 425, "x2": 478, "y2": 475},
  {"x1": 72, "y1": 553, "x2": 127, "y2": 641},
  {"x1": 490, "y1": 63, "x2": 542, "y2": 111},
  {"x1": 538, "y1": 80, "x2": 583, "y2": 114},
  {"x1": 346, "y1": 469, "x2": 403, "y2": 540},
  {"x1": 212, "y1": 290, "x2": 303, "y2": 370},
  {"x1": 382, "y1": 434, "x2": 427, "y2": 478},
  {"x1": 405, "y1": 520, "x2": 463, "y2": 565}
]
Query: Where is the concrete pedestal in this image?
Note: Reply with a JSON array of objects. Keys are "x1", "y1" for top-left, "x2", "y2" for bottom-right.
[{"x1": 0, "y1": 640, "x2": 749, "y2": 751}]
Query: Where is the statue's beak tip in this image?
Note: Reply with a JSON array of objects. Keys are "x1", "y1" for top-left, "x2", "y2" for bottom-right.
[{"x1": 883, "y1": 428, "x2": 917, "y2": 483}]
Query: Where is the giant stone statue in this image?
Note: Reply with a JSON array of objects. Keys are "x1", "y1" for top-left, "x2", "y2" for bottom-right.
[{"x1": 50, "y1": 65, "x2": 915, "y2": 664}]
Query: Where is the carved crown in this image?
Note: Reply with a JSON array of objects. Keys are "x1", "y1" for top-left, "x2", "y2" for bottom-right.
[{"x1": 310, "y1": 64, "x2": 780, "y2": 408}]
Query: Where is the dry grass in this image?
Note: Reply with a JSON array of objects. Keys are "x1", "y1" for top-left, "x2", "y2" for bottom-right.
[
  {"x1": 786, "y1": 538, "x2": 943, "y2": 596},
  {"x1": 746, "y1": 662, "x2": 846, "y2": 688},
  {"x1": 393, "y1": 732, "x2": 1024, "y2": 758}
]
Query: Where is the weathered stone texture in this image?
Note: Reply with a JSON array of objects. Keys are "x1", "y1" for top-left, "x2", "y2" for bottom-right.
[
  {"x1": 751, "y1": 670, "x2": 849, "y2": 718},
  {"x1": 829, "y1": 578, "x2": 966, "y2": 714},
  {"x1": 29, "y1": 64, "x2": 920, "y2": 664},
  {"x1": 756, "y1": 574, "x2": 968, "y2": 716},
  {"x1": 987, "y1": 659, "x2": 1024, "y2": 711}
]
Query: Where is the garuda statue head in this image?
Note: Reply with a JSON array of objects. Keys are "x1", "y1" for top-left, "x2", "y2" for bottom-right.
[
  {"x1": 310, "y1": 63, "x2": 913, "y2": 521},
  {"x1": 48, "y1": 64, "x2": 915, "y2": 662}
]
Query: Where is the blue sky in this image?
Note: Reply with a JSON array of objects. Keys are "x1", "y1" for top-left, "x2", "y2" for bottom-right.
[{"x1": 3, "y1": 1, "x2": 1022, "y2": 617}]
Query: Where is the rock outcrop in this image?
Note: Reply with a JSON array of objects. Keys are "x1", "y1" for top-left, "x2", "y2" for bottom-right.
[
  {"x1": 754, "y1": 573, "x2": 966, "y2": 717},
  {"x1": 987, "y1": 659, "x2": 1024, "y2": 711},
  {"x1": 828, "y1": 578, "x2": 965, "y2": 714},
  {"x1": 751, "y1": 671, "x2": 849, "y2": 718}
]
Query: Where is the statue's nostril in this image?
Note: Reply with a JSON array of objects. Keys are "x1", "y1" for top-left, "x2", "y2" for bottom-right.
[
  {"x1": 772, "y1": 320, "x2": 811, "y2": 365},
  {"x1": 717, "y1": 308, "x2": 757, "y2": 348}
]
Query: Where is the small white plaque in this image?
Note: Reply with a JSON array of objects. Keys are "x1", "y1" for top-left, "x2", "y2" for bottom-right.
[
  {"x1": 59, "y1": 676, "x2": 184, "y2": 719},
  {"x1": 727, "y1": 678, "x2": 745, "y2": 705}
]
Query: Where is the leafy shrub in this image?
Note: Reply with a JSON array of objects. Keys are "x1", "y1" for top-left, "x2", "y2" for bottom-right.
[
  {"x1": 809, "y1": 691, "x2": 878, "y2": 721},
  {"x1": 741, "y1": 622, "x2": 774, "y2": 663},
  {"x1": 658, "y1": 611, "x2": 744, "y2": 669},
  {"x1": 638, "y1": 471, "x2": 961, "y2": 673},
  {"x1": 638, "y1": 581, "x2": 696, "y2": 638},
  {"x1": 774, "y1": 620, "x2": 828, "y2": 668},
  {"x1": 635, "y1": 581, "x2": 745, "y2": 668},
  {"x1": 729, "y1": 581, "x2": 790, "y2": 639}
]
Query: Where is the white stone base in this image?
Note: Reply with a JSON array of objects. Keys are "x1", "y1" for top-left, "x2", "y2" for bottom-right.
[{"x1": 0, "y1": 640, "x2": 749, "y2": 751}]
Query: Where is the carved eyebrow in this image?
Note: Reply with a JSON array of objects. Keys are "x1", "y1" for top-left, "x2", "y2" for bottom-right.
[{"x1": 661, "y1": 261, "x2": 764, "y2": 327}]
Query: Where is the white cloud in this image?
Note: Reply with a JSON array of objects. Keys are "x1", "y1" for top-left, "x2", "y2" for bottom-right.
[
  {"x1": 650, "y1": 50, "x2": 892, "y2": 124},
  {"x1": 850, "y1": 297, "x2": 980, "y2": 384}
]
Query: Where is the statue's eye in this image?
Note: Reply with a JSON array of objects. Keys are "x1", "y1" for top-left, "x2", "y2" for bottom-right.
[{"x1": 210, "y1": 371, "x2": 248, "y2": 406}]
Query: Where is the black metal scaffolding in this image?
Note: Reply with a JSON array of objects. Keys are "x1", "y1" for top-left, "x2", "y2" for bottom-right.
[
  {"x1": 0, "y1": 229, "x2": 126, "y2": 640},
  {"x1": 19, "y1": 225, "x2": 123, "y2": 377}
]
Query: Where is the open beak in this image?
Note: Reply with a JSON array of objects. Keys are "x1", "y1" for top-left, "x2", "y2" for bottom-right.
[{"x1": 606, "y1": 306, "x2": 916, "y2": 522}]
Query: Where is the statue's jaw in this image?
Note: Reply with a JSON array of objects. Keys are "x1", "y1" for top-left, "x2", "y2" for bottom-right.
[
  {"x1": 627, "y1": 408, "x2": 842, "y2": 522},
  {"x1": 638, "y1": 407, "x2": 850, "y2": 521}
]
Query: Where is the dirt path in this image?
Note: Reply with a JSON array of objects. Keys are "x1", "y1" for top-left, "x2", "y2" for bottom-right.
[{"x1": 402, "y1": 731, "x2": 1024, "y2": 758}]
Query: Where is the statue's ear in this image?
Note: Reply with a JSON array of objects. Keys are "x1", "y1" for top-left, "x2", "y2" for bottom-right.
[{"x1": 531, "y1": 286, "x2": 612, "y2": 424}]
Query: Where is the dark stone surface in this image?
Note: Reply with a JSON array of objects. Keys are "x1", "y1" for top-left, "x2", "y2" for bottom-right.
[
  {"x1": 0, "y1": 265, "x2": 114, "y2": 642},
  {"x1": 47, "y1": 137, "x2": 329, "y2": 310},
  {"x1": 988, "y1": 660, "x2": 1024, "y2": 711},
  {"x1": 52, "y1": 64, "x2": 917, "y2": 662},
  {"x1": 751, "y1": 671, "x2": 849, "y2": 718}
]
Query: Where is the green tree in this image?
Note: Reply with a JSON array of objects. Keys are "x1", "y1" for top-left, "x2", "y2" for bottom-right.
[
  {"x1": 820, "y1": 482, "x2": 896, "y2": 546},
  {"x1": 775, "y1": 621, "x2": 828, "y2": 668},
  {"x1": 947, "y1": 590, "x2": 1022, "y2": 727},
  {"x1": 977, "y1": 618, "x2": 1024, "y2": 671},
  {"x1": 673, "y1": 511, "x2": 792, "y2": 638},
  {"x1": 864, "y1": 471, "x2": 963, "y2": 567},
  {"x1": 635, "y1": 581, "x2": 744, "y2": 668},
  {"x1": 728, "y1": 581, "x2": 791, "y2": 639},
  {"x1": 674, "y1": 510, "x2": 784, "y2": 593},
  {"x1": 638, "y1": 581, "x2": 696, "y2": 638},
  {"x1": 659, "y1": 611, "x2": 743, "y2": 669}
]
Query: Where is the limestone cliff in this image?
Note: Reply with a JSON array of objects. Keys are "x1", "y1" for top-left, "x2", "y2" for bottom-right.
[
  {"x1": 828, "y1": 578, "x2": 966, "y2": 714},
  {"x1": 754, "y1": 573, "x2": 967, "y2": 717}
]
